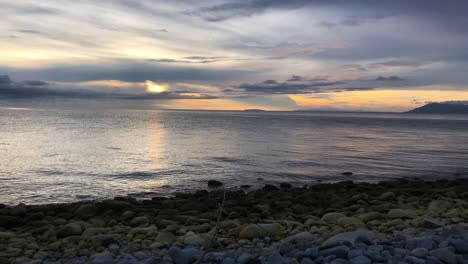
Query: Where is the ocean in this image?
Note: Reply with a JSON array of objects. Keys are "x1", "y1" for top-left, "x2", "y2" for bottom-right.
[{"x1": 1, "y1": 108, "x2": 467, "y2": 205}]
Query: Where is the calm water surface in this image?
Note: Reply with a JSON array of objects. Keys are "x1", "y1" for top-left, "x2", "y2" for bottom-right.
[{"x1": 1, "y1": 108, "x2": 467, "y2": 204}]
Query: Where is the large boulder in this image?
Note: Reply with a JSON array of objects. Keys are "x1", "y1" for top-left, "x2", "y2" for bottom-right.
[{"x1": 239, "y1": 223, "x2": 284, "y2": 239}]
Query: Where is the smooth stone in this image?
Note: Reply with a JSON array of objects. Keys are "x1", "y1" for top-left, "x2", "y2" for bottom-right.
[
  {"x1": 221, "y1": 258, "x2": 236, "y2": 264},
  {"x1": 323, "y1": 231, "x2": 375, "y2": 247},
  {"x1": 238, "y1": 223, "x2": 284, "y2": 239},
  {"x1": 357, "y1": 212, "x2": 383, "y2": 222},
  {"x1": 319, "y1": 245, "x2": 350, "y2": 258},
  {"x1": 451, "y1": 239, "x2": 468, "y2": 254},
  {"x1": 321, "y1": 213, "x2": 346, "y2": 224},
  {"x1": 407, "y1": 256, "x2": 426, "y2": 264},
  {"x1": 0, "y1": 231, "x2": 15, "y2": 239},
  {"x1": 300, "y1": 258, "x2": 315, "y2": 264},
  {"x1": 387, "y1": 209, "x2": 418, "y2": 219},
  {"x1": 154, "y1": 230, "x2": 176, "y2": 245},
  {"x1": 405, "y1": 237, "x2": 434, "y2": 250},
  {"x1": 129, "y1": 216, "x2": 150, "y2": 227},
  {"x1": 427, "y1": 200, "x2": 452, "y2": 217},
  {"x1": 430, "y1": 247, "x2": 458, "y2": 264},
  {"x1": 423, "y1": 218, "x2": 445, "y2": 229},
  {"x1": 75, "y1": 204, "x2": 98, "y2": 218},
  {"x1": 237, "y1": 253, "x2": 253, "y2": 264},
  {"x1": 411, "y1": 247, "x2": 429, "y2": 258},
  {"x1": 91, "y1": 251, "x2": 115, "y2": 264},
  {"x1": 91, "y1": 234, "x2": 118, "y2": 248},
  {"x1": 169, "y1": 247, "x2": 189, "y2": 264},
  {"x1": 57, "y1": 224, "x2": 83, "y2": 238},
  {"x1": 337, "y1": 217, "x2": 365, "y2": 228},
  {"x1": 183, "y1": 232, "x2": 205, "y2": 246},
  {"x1": 349, "y1": 255, "x2": 371, "y2": 264},
  {"x1": 378, "y1": 192, "x2": 395, "y2": 201}
]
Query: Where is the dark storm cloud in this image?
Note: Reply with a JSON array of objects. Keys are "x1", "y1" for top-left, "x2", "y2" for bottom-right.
[
  {"x1": 232, "y1": 79, "x2": 347, "y2": 95},
  {"x1": 376, "y1": 76, "x2": 406, "y2": 82},
  {"x1": 0, "y1": 75, "x2": 217, "y2": 100}
]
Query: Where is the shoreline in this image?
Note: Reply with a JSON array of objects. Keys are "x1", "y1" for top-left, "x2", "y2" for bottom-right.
[{"x1": 1, "y1": 178, "x2": 467, "y2": 263}]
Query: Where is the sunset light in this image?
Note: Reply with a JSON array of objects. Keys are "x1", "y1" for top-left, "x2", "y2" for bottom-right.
[{"x1": 145, "y1": 81, "x2": 166, "y2": 93}]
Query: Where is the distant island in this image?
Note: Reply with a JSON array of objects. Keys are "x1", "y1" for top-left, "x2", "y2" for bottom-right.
[
  {"x1": 243, "y1": 109, "x2": 266, "y2": 112},
  {"x1": 407, "y1": 102, "x2": 468, "y2": 114}
]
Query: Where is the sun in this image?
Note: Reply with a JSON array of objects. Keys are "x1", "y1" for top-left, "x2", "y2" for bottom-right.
[{"x1": 146, "y1": 81, "x2": 166, "y2": 93}]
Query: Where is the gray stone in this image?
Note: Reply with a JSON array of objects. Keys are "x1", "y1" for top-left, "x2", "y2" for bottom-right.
[
  {"x1": 411, "y1": 247, "x2": 428, "y2": 258},
  {"x1": 323, "y1": 231, "x2": 375, "y2": 247},
  {"x1": 239, "y1": 223, "x2": 284, "y2": 239},
  {"x1": 319, "y1": 245, "x2": 350, "y2": 258},
  {"x1": 321, "y1": 213, "x2": 346, "y2": 224},
  {"x1": 451, "y1": 239, "x2": 468, "y2": 254},
  {"x1": 387, "y1": 209, "x2": 418, "y2": 219},
  {"x1": 237, "y1": 253, "x2": 253, "y2": 264},
  {"x1": 405, "y1": 236, "x2": 434, "y2": 250},
  {"x1": 424, "y1": 218, "x2": 445, "y2": 229},
  {"x1": 91, "y1": 251, "x2": 115, "y2": 264},
  {"x1": 349, "y1": 255, "x2": 371, "y2": 264},
  {"x1": 221, "y1": 258, "x2": 236, "y2": 264},
  {"x1": 129, "y1": 216, "x2": 149, "y2": 227},
  {"x1": 430, "y1": 247, "x2": 458, "y2": 264},
  {"x1": 427, "y1": 200, "x2": 452, "y2": 217},
  {"x1": 300, "y1": 258, "x2": 315, "y2": 264},
  {"x1": 407, "y1": 256, "x2": 426, "y2": 264},
  {"x1": 154, "y1": 230, "x2": 176, "y2": 245},
  {"x1": 92, "y1": 234, "x2": 118, "y2": 248},
  {"x1": 169, "y1": 247, "x2": 189, "y2": 264},
  {"x1": 57, "y1": 224, "x2": 82, "y2": 238},
  {"x1": 378, "y1": 192, "x2": 395, "y2": 201}
]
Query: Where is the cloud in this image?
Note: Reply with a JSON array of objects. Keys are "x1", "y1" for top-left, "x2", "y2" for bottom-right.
[
  {"x1": 0, "y1": 75, "x2": 217, "y2": 100},
  {"x1": 18, "y1": 29, "x2": 41, "y2": 34},
  {"x1": 146, "y1": 56, "x2": 284, "y2": 64},
  {"x1": 376, "y1": 76, "x2": 406, "y2": 81}
]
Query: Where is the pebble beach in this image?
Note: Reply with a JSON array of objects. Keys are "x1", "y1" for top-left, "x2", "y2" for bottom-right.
[{"x1": 1, "y1": 178, "x2": 468, "y2": 264}]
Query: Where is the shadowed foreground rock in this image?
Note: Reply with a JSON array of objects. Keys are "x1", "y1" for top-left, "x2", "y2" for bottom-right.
[{"x1": 0, "y1": 178, "x2": 467, "y2": 263}]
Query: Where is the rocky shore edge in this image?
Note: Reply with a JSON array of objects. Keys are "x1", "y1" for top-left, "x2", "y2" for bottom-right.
[{"x1": 1, "y1": 178, "x2": 468, "y2": 264}]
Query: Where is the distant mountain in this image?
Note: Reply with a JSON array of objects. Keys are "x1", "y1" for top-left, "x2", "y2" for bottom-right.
[
  {"x1": 243, "y1": 109, "x2": 266, "y2": 112},
  {"x1": 407, "y1": 102, "x2": 468, "y2": 114}
]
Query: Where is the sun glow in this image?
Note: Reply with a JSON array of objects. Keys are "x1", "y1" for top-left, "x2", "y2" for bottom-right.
[{"x1": 146, "y1": 81, "x2": 167, "y2": 93}]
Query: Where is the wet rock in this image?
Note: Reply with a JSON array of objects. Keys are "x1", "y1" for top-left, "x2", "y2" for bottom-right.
[
  {"x1": 239, "y1": 223, "x2": 284, "y2": 239},
  {"x1": 450, "y1": 238, "x2": 468, "y2": 254},
  {"x1": 341, "y1": 172, "x2": 353, "y2": 176},
  {"x1": 57, "y1": 224, "x2": 83, "y2": 238},
  {"x1": 75, "y1": 204, "x2": 98, "y2": 218},
  {"x1": 184, "y1": 232, "x2": 205, "y2": 246},
  {"x1": 280, "y1": 182, "x2": 292, "y2": 189},
  {"x1": 101, "y1": 199, "x2": 131, "y2": 211},
  {"x1": 349, "y1": 255, "x2": 371, "y2": 264},
  {"x1": 208, "y1": 180, "x2": 223, "y2": 188},
  {"x1": 91, "y1": 234, "x2": 118, "y2": 248},
  {"x1": 263, "y1": 184, "x2": 279, "y2": 191},
  {"x1": 357, "y1": 212, "x2": 383, "y2": 222}
]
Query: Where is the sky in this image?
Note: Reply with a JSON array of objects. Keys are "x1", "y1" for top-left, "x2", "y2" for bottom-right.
[{"x1": 1, "y1": 0, "x2": 468, "y2": 111}]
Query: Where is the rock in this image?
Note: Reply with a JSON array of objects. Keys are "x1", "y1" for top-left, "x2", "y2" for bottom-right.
[
  {"x1": 319, "y1": 245, "x2": 350, "y2": 258},
  {"x1": 0, "y1": 215, "x2": 22, "y2": 228},
  {"x1": 222, "y1": 258, "x2": 236, "y2": 264},
  {"x1": 240, "y1": 185, "x2": 252, "y2": 189},
  {"x1": 349, "y1": 255, "x2": 371, "y2": 264},
  {"x1": 427, "y1": 200, "x2": 452, "y2": 217},
  {"x1": 321, "y1": 213, "x2": 346, "y2": 224},
  {"x1": 280, "y1": 182, "x2": 292, "y2": 189},
  {"x1": 342, "y1": 172, "x2": 353, "y2": 176},
  {"x1": 83, "y1": 227, "x2": 111, "y2": 236},
  {"x1": 237, "y1": 253, "x2": 253, "y2": 264},
  {"x1": 378, "y1": 192, "x2": 395, "y2": 201},
  {"x1": 75, "y1": 204, "x2": 98, "y2": 218},
  {"x1": 0, "y1": 231, "x2": 15, "y2": 239},
  {"x1": 337, "y1": 217, "x2": 365, "y2": 228},
  {"x1": 387, "y1": 209, "x2": 418, "y2": 219},
  {"x1": 10, "y1": 203, "x2": 27, "y2": 215},
  {"x1": 263, "y1": 184, "x2": 279, "y2": 191},
  {"x1": 411, "y1": 248, "x2": 428, "y2": 258},
  {"x1": 430, "y1": 247, "x2": 458, "y2": 264},
  {"x1": 219, "y1": 220, "x2": 239, "y2": 229},
  {"x1": 451, "y1": 239, "x2": 468, "y2": 254},
  {"x1": 351, "y1": 194, "x2": 368, "y2": 201},
  {"x1": 423, "y1": 218, "x2": 445, "y2": 229},
  {"x1": 207, "y1": 180, "x2": 223, "y2": 187},
  {"x1": 91, "y1": 251, "x2": 115, "y2": 264},
  {"x1": 101, "y1": 199, "x2": 131, "y2": 211},
  {"x1": 57, "y1": 224, "x2": 82, "y2": 238},
  {"x1": 322, "y1": 231, "x2": 375, "y2": 247},
  {"x1": 407, "y1": 256, "x2": 426, "y2": 264},
  {"x1": 239, "y1": 223, "x2": 284, "y2": 239},
  {"x1": 184, "y1": 232, "x2": 205, "y2": 246},
  {"x1": 357, "y1": 212, "x2": 383, "y2": 222},
  {"x1": 405, "y1": 237, "x2": 433, "y2": 250},
  {"x1": 300, "y1": 258, "x2": 315, "y2": 264},
  {"x1": 129, "y1": 216, "x2": 150, "y2": 227},
  {"x1": 169, "y1": 247, "x2": 189, "y2": 264},
  {"x1": 154, "y1": 230, "x2": 176, "y2": 245},
  {"x1": 91, "y1": 234, "x2": 118, "y2": 248}
]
